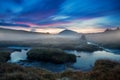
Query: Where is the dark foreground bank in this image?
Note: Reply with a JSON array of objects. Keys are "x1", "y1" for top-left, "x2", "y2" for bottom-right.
[{"x1": 0, "y1": 59, "x2": 120, "y2": 80}]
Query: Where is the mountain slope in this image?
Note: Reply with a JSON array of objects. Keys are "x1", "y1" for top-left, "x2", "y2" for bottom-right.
[
  {"x1": 0, "y1": 28, "x2": 48, "y2": 41},
  {"x1": 58, "y1": 29, "x2": 79, "y2": 35},
  {"x1": 0, "y1": 28, "x2": 45, "y2": 35}
]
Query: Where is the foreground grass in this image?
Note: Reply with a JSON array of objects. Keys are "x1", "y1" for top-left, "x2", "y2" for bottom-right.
[
  {"x1": 0, "y1": 59, "x2": 120, "y2": 80},
  {"x1": 0, "y1": 62, "x2": 57, "y2": 80}
]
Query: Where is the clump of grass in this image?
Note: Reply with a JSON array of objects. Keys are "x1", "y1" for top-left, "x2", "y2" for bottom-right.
[
  {"x1": 27, "y1": 48, "x2": 76, "y2": 64},
  {"x1": 0, "y1": 51, "x2": 10, "y2": 62},
  {"x1": 88, "y1": 59, "x2": 120, "y2": 80}
]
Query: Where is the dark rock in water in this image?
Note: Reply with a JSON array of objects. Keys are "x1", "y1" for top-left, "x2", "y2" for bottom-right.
[{"x1": 27, "y1": 48, "x2": 76, "y2": 64}]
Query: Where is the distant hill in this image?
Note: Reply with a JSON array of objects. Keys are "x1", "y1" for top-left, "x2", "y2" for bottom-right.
[
  {"x1": 0, "y1": 28, "x2": 46, "y2": 35},
  {"x1": 58, "y1": 29, "x2": 79, "y2": 35},
  {"x1": 86, "y1": 27, "x2": 120, "y2": 49},
  {"x1": 0, "y1": 28, "x2": 49, "y2": 41},
  {"x1": 104, "y1": 27, "x2": 120, "y2": 33}
]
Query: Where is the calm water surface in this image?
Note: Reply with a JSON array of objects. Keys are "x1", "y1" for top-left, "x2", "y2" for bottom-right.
[{"x1": 8, "y1": 46, "x2": 120, "y2": 72}]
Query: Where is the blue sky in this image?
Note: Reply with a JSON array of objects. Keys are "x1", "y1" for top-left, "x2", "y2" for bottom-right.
[{"x1": 0, "y1": 0, "x2": 120, "y2": 33}]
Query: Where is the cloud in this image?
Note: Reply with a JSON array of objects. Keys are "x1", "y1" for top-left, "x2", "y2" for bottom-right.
[
  {"x1": 51, "y1": 15, "x2": 70, "y2": 21},
  {"x1": 59, "y1": 0, "x2": 120, "y2": 16},
  {"x1": 0, "y1": 0, "x2": 120, "y2": 30}
]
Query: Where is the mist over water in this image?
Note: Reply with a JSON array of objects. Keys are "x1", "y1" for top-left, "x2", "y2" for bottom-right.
[
  {"x1": 86, "y1": 31, "x2": 120, "y2": 44},
  {"x1": 0, "y1": 31, "x2": 80, "y2": 45}
]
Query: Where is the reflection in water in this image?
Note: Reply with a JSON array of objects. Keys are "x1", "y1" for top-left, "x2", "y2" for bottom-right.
[
  {"x1": 67, "y1": 50, "x2": 120, "y2": 71},
  {"x1": 9, "y1": 49, "x2": 30, "y2": 63},
  {"x1": 9, "y1": 48, "x2": 120, "y2": 72},
  {"x1": 18, "y1": 61, "x2": 67, "y2": 72}
]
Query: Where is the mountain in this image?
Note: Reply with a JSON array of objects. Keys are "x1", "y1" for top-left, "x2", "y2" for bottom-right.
[
  {"x1": 0, "y1": 28, "x2": 45, "y2": 35},
  {"x1": 104, "y1": 27, "x2": 120, "y2": 33},
  {"x1": 86, "y1": 27, "x2": 120, "y2": 49},
  {"x1": 58, "y1": 29, "x2": 79, "y2": 35},
  {"x1": 0, "y1": 28, "x2": 49, "y2": 41}
]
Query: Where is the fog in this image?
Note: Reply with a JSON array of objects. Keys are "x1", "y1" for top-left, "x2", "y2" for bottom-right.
[
  {"x1": 86, "y1": 31, "x2": 120, "y2": 45},
  {"x1": 0, "y1": 30, "x2": 81, "y2": 46},
  {"x1": 0, "y1": 28, "x2": 120, "y2": 48}
]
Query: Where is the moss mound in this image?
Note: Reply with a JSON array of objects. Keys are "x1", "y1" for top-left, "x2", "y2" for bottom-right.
[
  {"x1": 27, "y1": 48, "x2": 76, "y2": 64},
  {"x1": 0, "y1": 51, "x2": 10, "y2": 62}
]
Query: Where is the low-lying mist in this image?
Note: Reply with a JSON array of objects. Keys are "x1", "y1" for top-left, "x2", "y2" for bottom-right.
[
  {"x1": 86, "y1": 30, "x2": 120, "y2": 49},
  {"x1": 0, "y1": 30, "x2": 81, "y2": 47},
  {"x1": 0, "y1": 28, "x2": 120, "y2": 49}
]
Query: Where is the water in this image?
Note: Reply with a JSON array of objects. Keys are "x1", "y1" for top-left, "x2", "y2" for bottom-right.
[
  {"x1": 18, "y1": 61, "x2": 67, "y2": 72},
  {"x1": 8, "y1": 47, "x2": 31, "y2": 63},
  {"x1": 8, "y1": 46, "x2": 120, "y2": 72},
  {"x1": 8, "y1": 46, "x2": 31, "y2": 50},
  {"x1": 66, "y1": 50, "x2": 120, "y2": 71}
]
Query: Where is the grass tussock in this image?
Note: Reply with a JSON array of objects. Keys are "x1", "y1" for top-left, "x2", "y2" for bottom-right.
[
  {"x1": 88, "y1": 60, "x2": 120, "y2": 80},
  {"x1": 0, "y1": 51, "x2": 10, "y2": 62},
  {"x1": 27, "y1": 48, "x2": 76, "y2": 64}
]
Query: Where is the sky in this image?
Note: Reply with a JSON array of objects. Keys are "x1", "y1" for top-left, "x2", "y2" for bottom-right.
[{"x1": 0, "y1": 0, "x2": 120, "y2": 33}]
